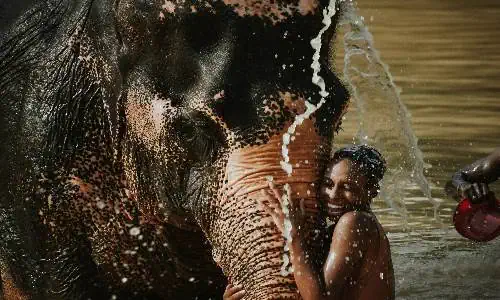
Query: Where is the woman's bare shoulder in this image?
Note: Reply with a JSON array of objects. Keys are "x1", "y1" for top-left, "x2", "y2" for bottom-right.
[{"x1": 336, "y1": 211, "x2": 379, "y2": 231}]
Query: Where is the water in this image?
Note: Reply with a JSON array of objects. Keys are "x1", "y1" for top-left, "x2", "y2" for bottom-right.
[
  {"x1": 278, "y1": 0, "x2": 337, "y2": 276},
  {"x1": 338, "y1": 0, "x2": 437, "y2": 223},
  {"x1": 333, "y1": 0, "x2": 500, "y2": 298}
]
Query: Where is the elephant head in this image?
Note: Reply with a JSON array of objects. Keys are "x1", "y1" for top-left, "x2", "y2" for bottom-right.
[{"x1": 0, "y1": 0, "x2": 349, "y2": 298}]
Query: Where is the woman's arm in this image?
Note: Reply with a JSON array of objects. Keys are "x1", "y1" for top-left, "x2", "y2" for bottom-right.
[
  {"x1": 322, "y1": 212, "x2": 375, "y2": 299},
  {"x1": 258, "y1": 182, "x2": 326, "y2": 300},
  {"x1": 288, "y1": 229, "x2": 326, "y2": 300},
  {"x1": 259, "y1": 184, "x2": 379, "y2": 300}
]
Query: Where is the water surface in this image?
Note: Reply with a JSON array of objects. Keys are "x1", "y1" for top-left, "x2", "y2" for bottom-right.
[{"x1": 334, "y1": 1, "x2": 500, "y2": 298}]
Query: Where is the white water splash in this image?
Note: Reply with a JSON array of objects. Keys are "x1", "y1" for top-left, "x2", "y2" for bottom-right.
[
  {"x1": 280, "y1": 183, "x2": 294, "y2": 276},
  {"x1": 337, "y1": 1, "x2": 439, "y2": 221},
  {"x1": 281, "y1": 184, "x2": 293, "y2": 242},
  {"x1": 278, "y1": 0, "x2": 338, "y2": 277}
]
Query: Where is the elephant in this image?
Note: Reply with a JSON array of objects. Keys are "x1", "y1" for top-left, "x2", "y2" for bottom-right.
[{"x1": 0, "y1": 0, "x2": 349, "y2": 299}]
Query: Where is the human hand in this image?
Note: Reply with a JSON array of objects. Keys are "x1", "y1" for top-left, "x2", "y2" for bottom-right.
[
  {"x1": 223, "y1": 284, "x2": 245, "y2": 300},
  {"x1": 257, "y1": 181, "x2": 286, "y2": 234},
  {"x1": 257, "y1": 181, "x2": 303, "y2": 235},
  {"x1": 450, "y1": 172, "x2": 490, "y2": 203}
]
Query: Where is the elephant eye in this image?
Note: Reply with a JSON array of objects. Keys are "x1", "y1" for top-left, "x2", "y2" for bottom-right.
[{"x1": 175, "y1": 111, "x2": 227, "y2": 164}]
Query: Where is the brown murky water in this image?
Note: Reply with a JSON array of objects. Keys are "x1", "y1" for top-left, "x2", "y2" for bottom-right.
[{"x1": 333, "y1": 1, "x2": 500, "y2": 298}]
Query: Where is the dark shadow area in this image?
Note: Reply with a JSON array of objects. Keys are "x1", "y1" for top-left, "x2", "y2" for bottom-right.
[{"x1": 0, "y1": 0, "x2": 34, "y2": 33}]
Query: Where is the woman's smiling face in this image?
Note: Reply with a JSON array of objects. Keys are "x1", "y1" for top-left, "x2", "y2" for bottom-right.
[{"x1": 319, "y1": 159, "x2": 371, "y2": 220}]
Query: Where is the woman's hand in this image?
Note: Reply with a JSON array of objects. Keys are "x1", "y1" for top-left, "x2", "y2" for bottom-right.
[
  {"x1": 257, "y1": 181, "x2": 286, "y2": 234},
  {"x1": 257, "y1": 181, "x2": 303, "y2": 236},
  {"x1": 223, "y1": 284, "x2": 245, "y2": 300}
]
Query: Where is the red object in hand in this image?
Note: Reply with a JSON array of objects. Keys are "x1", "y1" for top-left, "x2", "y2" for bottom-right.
[{"x1": 453, "y1": 197, "x2": 500, "y2": 242}]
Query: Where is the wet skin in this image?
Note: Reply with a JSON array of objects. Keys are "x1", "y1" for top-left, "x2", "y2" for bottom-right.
[
  {"x1": 251, "y1": 159, "x2": 395, "y2": 300},
  {"x1": 448, "y1": 148, "x2": 500, "y2": 203}
]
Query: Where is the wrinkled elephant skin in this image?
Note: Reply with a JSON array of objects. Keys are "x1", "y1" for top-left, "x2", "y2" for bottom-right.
[{"x1": 0, "y1": 0, "x2": 349, "y2": 299}]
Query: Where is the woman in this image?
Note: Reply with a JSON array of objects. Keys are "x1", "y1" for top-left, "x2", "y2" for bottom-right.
[{"x1": 224, "y1": 145, "x2": 395, "y2": 300}]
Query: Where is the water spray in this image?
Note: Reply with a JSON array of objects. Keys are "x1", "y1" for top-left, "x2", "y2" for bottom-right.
[
  {"x1": 278, "y1": 0, "x2": 338, "y2": 277},
  {"x1": 338, "y1": 0, "x2": 439, "y2": 222}
]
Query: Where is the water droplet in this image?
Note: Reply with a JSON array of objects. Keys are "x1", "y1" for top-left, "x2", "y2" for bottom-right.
[{"x1": 129, "y1": 227, "x2": 140, "y2": 236}]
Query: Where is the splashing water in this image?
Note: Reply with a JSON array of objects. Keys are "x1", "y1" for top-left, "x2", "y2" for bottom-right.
[
  {"x1": 279, "y1": 183, "x2": 294, "y2": 276},
  {"x1": 278, "y1": 0, "x2": 338, "y2": 276},
  {"x1": 337, "y1": 1, "x2": 439, "y2": 222}
]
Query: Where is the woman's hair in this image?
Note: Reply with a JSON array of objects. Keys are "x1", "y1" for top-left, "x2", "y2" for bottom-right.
[{"x1": 332, "y1": 144, "x2": 387, "y2": 188}]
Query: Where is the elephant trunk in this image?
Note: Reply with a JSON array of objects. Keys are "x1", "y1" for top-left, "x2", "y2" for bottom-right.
[{"x1": 209, "y1": 120, "x2": 328, "y2": 299}]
